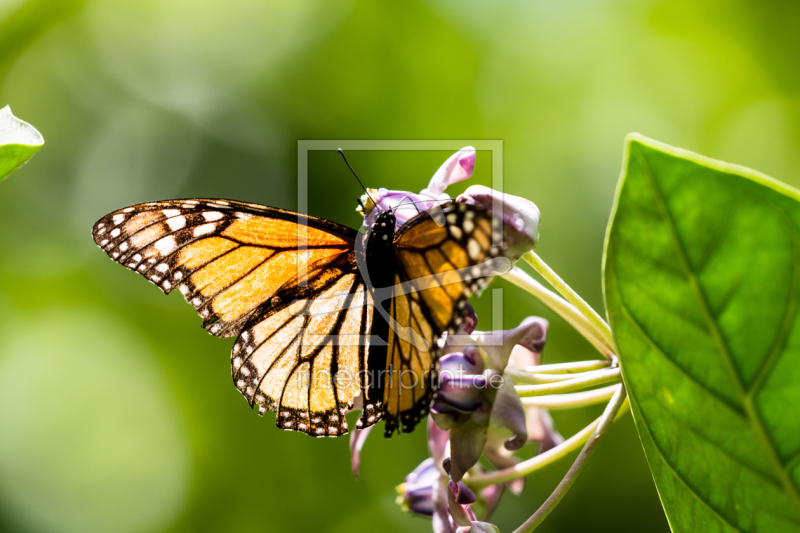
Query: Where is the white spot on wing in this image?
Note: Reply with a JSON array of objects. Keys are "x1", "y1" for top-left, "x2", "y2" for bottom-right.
[
  {"x1": 110, "y1": 228, "x2": 121, "y2": 237},
  {"x1": 194, "y1": 223, "x2": 216, "y2": 237},
  {"x1": 167, "y1": 216, "x2": 186, "y2": 231},
  {"x1": 112, "y1": 214, "x2": 125, "y2": 225},
  {"x1": 155, "y1": 236, "x2": 177, "y2": 256},
  {"x1": 467, "y1": 239, "x2": 480, "y2": 260},
  {"x1": 203, "y1": 211, "x2": 224, "y2": 222},
  {"x1": 162, "y1": 209, "x2": 180, "y2": 217}
]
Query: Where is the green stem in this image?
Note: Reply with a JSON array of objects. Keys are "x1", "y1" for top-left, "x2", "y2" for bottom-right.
[
  {"x1": 516, "y1": 368, "x2": 621, "y2": 397},
  {"x1": 520, "y1": 384, "x2": 619, "y2": 410},
  {"x1": 514, "y1": 384, "x2": 628, "y2": 533},
  {"x1": 524, "y1": 251, "x2": 614, "y2": 347},
  {"x1": 519, "y1": 359, "x2": 610, "y2": 375},
  {"x1": 507, "y1": 367, "x2": 612, "y2": 385},
  {"x1": 502, "y1": 267, "x2": 615, "y2": 359},
  {"x1": 465, "y1": 392, "x2": 630, "y2": 490}
]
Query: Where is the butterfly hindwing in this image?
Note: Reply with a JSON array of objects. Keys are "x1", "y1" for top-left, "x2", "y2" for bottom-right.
[{"x1": 232, "y1": 269, "x2": 374, "y2": 436}]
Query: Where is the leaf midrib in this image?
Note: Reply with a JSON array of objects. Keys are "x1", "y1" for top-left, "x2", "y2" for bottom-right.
[{"x1": 633, "y1": 148, "x2": 800, "y2": 518}]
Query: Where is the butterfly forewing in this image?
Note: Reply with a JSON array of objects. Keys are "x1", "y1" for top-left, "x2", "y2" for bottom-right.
[
  {"x1": 92, "y1": 199, "x2": 356, "y2": 338},
  {"x1": 370, "y1": 202, "x2": 510, "y2": 436}
]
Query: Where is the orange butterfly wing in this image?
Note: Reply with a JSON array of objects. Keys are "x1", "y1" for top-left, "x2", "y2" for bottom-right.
[
  {"x1": 374, "y1": 202, "x2": 511, "y2": 436},
  {"x1": 92, "y1": 199, "x2": 355, "y2": 337},
  {"x1": 93, "y1": 199, "x2": 373, "y2": 436}
]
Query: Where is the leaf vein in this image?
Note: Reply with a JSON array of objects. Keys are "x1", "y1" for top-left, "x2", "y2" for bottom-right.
[
  {"x1": 634, "y1": 147, "x2": 800, "y2": 517},
  {"x1": 634, "y1": 396, "x2": 745, "y2": 533},
  {"x1": 615, "y1": 294, "x2": 746, "y2": 419}
]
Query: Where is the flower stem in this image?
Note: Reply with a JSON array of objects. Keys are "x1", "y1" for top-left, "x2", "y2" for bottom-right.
[
  {"x1": 520, "y1": 384, "x2": 619, "y2": 410},
  {"x1": 523, "y1": 251, "x2": 614, "y2": 349},
  {"x1": 515, "y1": 368, "x2": 621, "y2": 397},
  {"x1": 507, "y1": 367, "x2": 612, "y2": 385},
  {"x1": 513, "y1": 383, "x2": 628, "y2": 533},
  {"x1": 520, "y1": 360, "x2": 610, "y2": 375},
  {"x1": 464, "y1": 393, "x2": 630, "y2": 490},
  {"x1": 502, "y1": 267, "x2": 615, "y2": 359}
]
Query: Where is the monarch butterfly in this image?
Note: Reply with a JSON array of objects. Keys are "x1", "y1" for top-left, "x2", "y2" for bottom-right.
[{"x1": 92, "y1": 196, "x2": 515, "y2": 437}]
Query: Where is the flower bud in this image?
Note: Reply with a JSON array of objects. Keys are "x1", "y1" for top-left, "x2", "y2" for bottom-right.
[
  {"x1": 456, "y1": 185, "x2": 540, "y2": 261},
  {"x1": 396, "y1": 458, "x2": 439, "y2": 517}
]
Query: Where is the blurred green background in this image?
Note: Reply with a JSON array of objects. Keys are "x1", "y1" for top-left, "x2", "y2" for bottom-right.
[{"x1": 1, "y1": 0, "x2": 799, "y2": 531}]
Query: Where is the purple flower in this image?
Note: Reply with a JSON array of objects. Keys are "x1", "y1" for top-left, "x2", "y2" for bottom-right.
[
  {"x1": 348, "y1": 395, "x2": 373, "y2": 478},
  {"x1": 456, "y1": 185, "x2": 540, "y2": 262},
  {"x1": 396, "y1": 417, "x2": 503, "y2": 533},
  {"x1": 397, "y1": 458, "x2": 439, "y2": 517},
  {"x1": 432, "y1": 317, "x2": 553, "y2": 482},
  {"x1": 358, "y1": 147, "x2": 476, "y2": 229},
  {"x1": 349, "y1": 423, "x2": 373, "y2": 479},
  {"x1": 481, "y1": 320, "x2": 563, "y2": 493}
]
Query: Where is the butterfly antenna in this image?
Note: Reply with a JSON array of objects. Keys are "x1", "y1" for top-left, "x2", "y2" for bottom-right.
[
  {"x1": 390, "y1": 197, "x2": 455, "y2": 213},
  {"x1": 338, "y1": 149, "x2": 377, "y2": 206}
]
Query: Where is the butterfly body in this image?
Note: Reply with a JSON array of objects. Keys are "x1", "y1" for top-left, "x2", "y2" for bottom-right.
[
  {"x1": 93, "y1": 198, "x2": 510, "y2": 438},
  {"x1": 359, "y1": 210, "x2": 397, "y2": 429}
]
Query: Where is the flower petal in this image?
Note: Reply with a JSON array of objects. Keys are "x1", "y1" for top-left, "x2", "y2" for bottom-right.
[
  {"x1": 433, "y1": 479, "x2": 456, "y2": 533},
  {"x1": 422, "y1": 146, "x2": 476, "y2": 198},
  {"x1": 473, "y1": 317, "x2": 548, "y2": 372},
  {"x1": 456, "y1": 185, "x2": 539, "y2": 261},
  {"x1": 508, "y1": 318, "x2": 548, "y2": 369},
  {"x1": 349, "y1": 424, "x2": 373, "y2": 478},
  {"x1": 428, "y1": 416, "x2": 451, "y2": 473},
  {"x1": 448, "y1": 417, "x2": 489, "y2": 482},
  {"x1": 447, "y1": 480, "x2": 477, "y2": 527},
  {"x1": 488, "y1": 377, "x2": 527, "y2": 451},
  {"x1": 528, "y1": 407, "x2": 564, "y2": 453},
  {"x1": 449, "y1": 480, "x2": 477, "y2": 505},
  {"x1": 361, "y1": 188, "x2": 434, "y2": 229},
  {"x1": 440, "y1": 347, "x2": 484, "y2": 377}
]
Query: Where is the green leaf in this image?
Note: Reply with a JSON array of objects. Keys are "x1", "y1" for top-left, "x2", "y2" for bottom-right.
[
  {"x1": 0, "y1": 105, "x2": 43, "y2": 182},
  {"x1": 603, "y1": 134, "x2": 800, "y2": 532}
]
